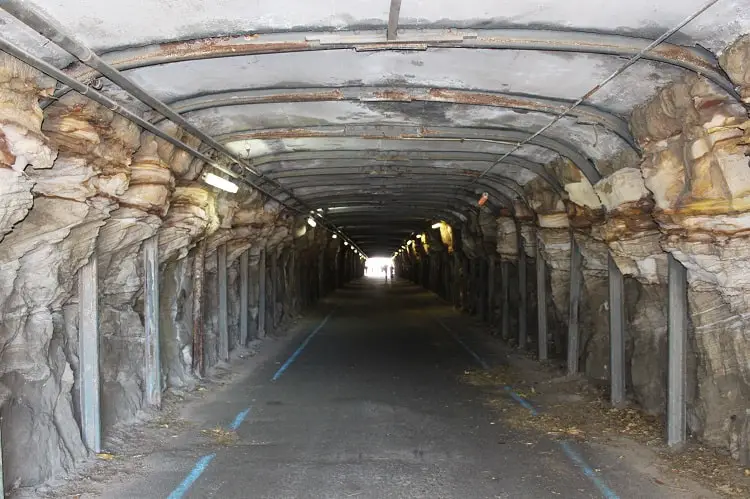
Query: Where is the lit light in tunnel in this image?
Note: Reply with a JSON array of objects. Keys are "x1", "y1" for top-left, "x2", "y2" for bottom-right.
[
  {"x1": 307, "y1": 217, "x2": 317, "y2": 228},
  {"x1": 364, "y1": 257, "x2": 393, "y2": 278},
  {"x1": 431, "y1": 222, "x2": 442, "y2": 229},
  {"x1": 203, "y1": 172, "x2": 239, "y2": 193},
  {"x1": 332, "y1": 234, "x2": 337, "y2": 239}
]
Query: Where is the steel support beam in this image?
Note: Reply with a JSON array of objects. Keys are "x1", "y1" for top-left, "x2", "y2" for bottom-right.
[
  {"x1": 78, "y1": 253, "x2": 100, "y2": 453},
  {"x1": 269, "y1": 249, "x2": 278, "y2": 330},
  {"x1": 667, "y1": 253, "x2": 688, "y2": 447},
  {"x1": 165, "y1": 87, "x2": 633, "y2": 147},
  {"x1": 143, "y1": 235, "x2": 161, "y2": 408},
  {"x1": 518, "y1": 231, "x2": 527, "y2": 350},
  {"x1": 536, "y1": 242, "x2": 548, "y2": 361},
  {"x1": 487, "y1": 255, "x2": 496, "y2": 325},
  {"x1": 259, "y1": 157, "x2": 562, "y2": 194},
  {"x1": 258, "y1": 249, "x2": 267, "y2": 338},
  {"x1": 608, "y1": 252, "x2": 626, "y2": 407},
  {"x1": 239, "y1": 250, "x2": 249, "y2": 347},
  {"x1": 220, "y1": 126, "x2": 599, "y2": 183},
  {"x1": 567, "y1": 233, "x2": 583, "y2": 376},
  {"x1": 501, "y1": 260, "x2": 510, "y2": 340},
  {"x1": 217, "y1": 244, "x2": 229, "y2": 362},
  {"x1": 192, "y1": 240, "x2": 207, "y2": 376},
  {"x1": 58, "y1": 29, "x2": 737, "y2": 103}
]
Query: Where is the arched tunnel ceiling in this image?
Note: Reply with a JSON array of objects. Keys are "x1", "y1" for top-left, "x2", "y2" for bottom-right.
[{"x1": 1, "y1": 0, "x2": 748, "y2": 255}]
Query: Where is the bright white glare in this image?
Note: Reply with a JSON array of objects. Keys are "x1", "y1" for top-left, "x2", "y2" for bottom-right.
[
  {"x1": 307, "y1": 217, "x2": 317, "y2": 228},
  {"x1": 332, "y1": 234, "x2": 338, "y2": 239},
  {"x1": 344, "y1": 241, "x2": 349, "y2": 246},
  {"x1": 431, "y1": 222, "x2": 442, "y2": 229},
  {"x1": 365, "y1": 257, "x2": 394, "y2": 279},
  {"x1": 203, "y1": 172, "x2": 239, "y2": 193}
]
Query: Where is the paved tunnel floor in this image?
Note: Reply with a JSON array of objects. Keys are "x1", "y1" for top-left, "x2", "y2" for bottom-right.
[{"x1": 86, "y1": 279, "x2": 717, "y2": 499}]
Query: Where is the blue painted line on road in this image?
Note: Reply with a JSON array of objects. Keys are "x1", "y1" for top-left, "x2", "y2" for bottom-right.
[
  {"x1": 503, "y1": 386, "x2": 539, "y2": 416},
  {"x1": 502, "y1": 382, "x2": 619, "y2": 499},
  {"x1": 559, "y1": 441, "x2": 620, "y2": 499},
  {"x1": 437, "y1": 319, "x2": 490, "y2": 369},
  {"x1": 229, "y1": 407, "x2": 250, "y2": 431},
  {"x1": 272, "y1": 310, "x2": 335, "y2": 381},
  {"x1": 166, "y1": 453, "x2": 216, "y2": 499}
]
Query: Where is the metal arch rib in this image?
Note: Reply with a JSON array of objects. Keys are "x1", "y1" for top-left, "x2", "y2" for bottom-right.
[
  {"x1": 53, "y1": 28, "x2": 739, "y2": 102},
  {"x1": 160, "y1": 87, "x2": 635, "y2": 148},
  {"x1": 289, "y1": 182, "x2": 514, "y2": 210},
  {"x1": 258, "y1": 159, "x2": 561, "y2": 195},
  {"x1": 265, "y1": 167, "x2": 531, "y2": 202},
  {"x1": 248, "y1": 150, "x2": 563, "y2": 193},
  {"x1": 219, "y1": 125, "x2": 600, "y2": 184},
  {"x1": 296, "y1": 192, "x2": 506, "y2": 216},
  {"x1": 274, "y1": 173, "x2": 525, "y2": 209}
]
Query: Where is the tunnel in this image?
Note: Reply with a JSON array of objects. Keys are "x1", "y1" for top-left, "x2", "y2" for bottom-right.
[{"x1": 0, "y1": 0, "x2": 749, "y2": 496}]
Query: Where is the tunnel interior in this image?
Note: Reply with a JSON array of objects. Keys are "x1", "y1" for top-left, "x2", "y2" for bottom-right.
[{"x1": 0, "y1": 0, "x2": 749, "y2": 491}]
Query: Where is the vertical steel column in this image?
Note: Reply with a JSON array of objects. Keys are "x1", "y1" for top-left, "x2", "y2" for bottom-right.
[
  {"x1": 318, "y1": 251, "x2": 325, "y2": 300},
  {"x1": 78, "y1": 253, "x2": 101, "y2": 452},
  {"x1": 217, "y1": 244, "x2": 229, "y2": 362},
  {"x1": 608, "y1": 252, "x2": 626, "y2": 407},
  {"x1": 536, "y1": 241, "x2": 549, "y2": 361},
  {"x1": 667, "y1": 253, "x2": 688, "y2": 447},
  {"x1": 269, "y1": 249, "x2": 277, "y2": 330},
  {"x1": 567, "y1": 233, "x2": 583, "y2": 375},
  {"x1": 487, "y1": 255, "x2": 496, "y2": 325},
  {"x1": 239, "y1": 250, "x2": 249, "y2": 347},
  {"x1": 518, "y1": 231, "x2": 528, "y2": 350},
  {"x1": 501, "y1": 260, "x2": 510, "y2": 340},
  {"x1": 143, "y1": 235, "x2": 161, "y2": 408},
  {"x1": 192, "y1": 240, "x2": 207, "y2": 376},
  {"x1": 0, "y1": 422, "x2": 3, "y2": 495},
  {"x1": 258, "y1": 249, "x2": 267, "y2": 338}
]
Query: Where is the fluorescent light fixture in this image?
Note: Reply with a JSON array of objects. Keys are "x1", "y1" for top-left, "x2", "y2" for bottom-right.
[
  {"x1": 344, "y1": 241, "x2": 349, "y2": 246},
  {"x1": 332, "y1": 234, "x2": 338, "y2": 239},
  {"x1": 307, "y1": 217, "x2": 317, "y2": 228},
  {"x1": 203, "y1": 172, "x2": 238, "y2": 193},
  {"x1": 316, "y1": 208, "x2": 323, "y2": 212},
  {"x1": 431, "y1": 222, "x2": 442, "y2": 229}
]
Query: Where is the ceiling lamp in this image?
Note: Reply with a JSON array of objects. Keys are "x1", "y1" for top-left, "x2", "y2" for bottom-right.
[
  {"x1": 332, "y1": 234, "x2": 338, "y2": 239},
  {"x1": 307, "y1": 217, "x2": 317, "y2": 228},
  {"x1": 431, "y1": 222, "x2": 442, "y2": 229},
  {"x1": 478, "y1": 192, "x2": 489, "y2": 206},
  {"x1": 203, "y1": 172, "x2": 238, "y2": 193},
  {"x1": 344, "y1": 241, "x2": 349, "y2": 246}
]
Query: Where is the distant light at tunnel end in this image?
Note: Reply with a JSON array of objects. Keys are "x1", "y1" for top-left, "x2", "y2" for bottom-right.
[{"x1": 203, "y1": 172, "x2": 239, "y2": 193}]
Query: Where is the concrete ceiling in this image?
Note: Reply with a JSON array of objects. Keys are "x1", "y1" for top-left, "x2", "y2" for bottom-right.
[{"x1": 1, "y1": 0, "x2": 747, "y2": 255}]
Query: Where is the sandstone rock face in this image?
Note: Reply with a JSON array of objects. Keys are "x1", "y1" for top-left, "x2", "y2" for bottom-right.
[{"x1": 0, "y1": 54, "x2": 337, "y2": 491}]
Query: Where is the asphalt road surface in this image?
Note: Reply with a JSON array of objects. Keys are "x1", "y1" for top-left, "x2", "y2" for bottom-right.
[{"x1": 112, "y1": 278, "x2": 687, "y2": 499}]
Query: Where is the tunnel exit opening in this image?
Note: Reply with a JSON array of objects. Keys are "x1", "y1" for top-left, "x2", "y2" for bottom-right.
[{"x1": 365, "y1": 257, "x2": 394, "y2": 279}]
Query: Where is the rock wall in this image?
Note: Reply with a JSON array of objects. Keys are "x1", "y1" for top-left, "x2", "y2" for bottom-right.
[
  {"x1": 0, "y1": 52, "x2": 347, "y2": 492},
  {"x1": 397, "y1": 32, "x2": 750, "y2": 464}
]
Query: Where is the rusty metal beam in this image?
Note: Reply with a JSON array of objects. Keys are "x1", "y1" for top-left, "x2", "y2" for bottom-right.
[
  {"x1": 276, "y1": 172, "x2": 524, "y2": 205},
  {"x1": 219, "y1": 125, "x2": 599, "y2": 183},
  {"x1": 260, "y1": 159, "x2": 561, "y2": 195},
  {"x1": 167, "y1": 87, "x2": 634, "y2": 148},
  {"x1": 56, "y1": 29, "x2": 738, "y2": 102},
  {"x1": 249, "y1": 150, "x2": 562, "y2": 192}
]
